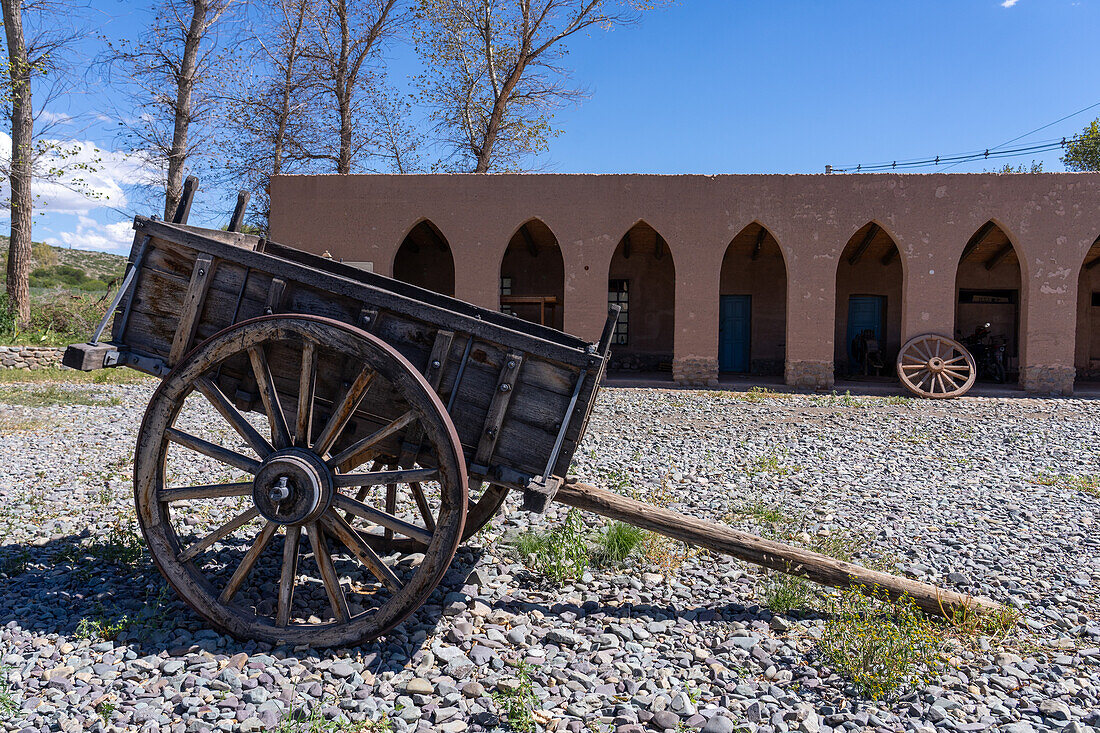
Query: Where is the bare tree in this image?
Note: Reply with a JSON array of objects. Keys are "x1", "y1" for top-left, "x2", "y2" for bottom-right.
[
  {"x1": 226, "y1": 0, "x2": 317, "y2": 229},
  {"x1": 302, "y1": 0, "x2": 402, "y2": 174},
  {"x1": 1, "y1": 0, "x2": 92, "y2": 322},
  {"x1": 416, "y1": 0, "x2": 661, "y2": 173},
  {"x1": 108, "y1": 0, "x2": 242, "y2": 219}
]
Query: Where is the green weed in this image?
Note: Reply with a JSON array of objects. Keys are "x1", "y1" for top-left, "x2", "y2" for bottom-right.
[
  {"x1": 0, "y1": 665, "x2": 17, "y2": 719},
  {"x1": 747, "y1": 450, "x2": 801, "y2": 477},
  {"x1": 95, "y1": 700, "x2": 117, "y2": 723},
  {"x1": 1032, "y1": 473, "x2": 1100, "y2": 496},
  {"x1": 590, "y1": 521, "x2": 646, "y2": 566},
  {"x1": 729, "y1": 500, "x2": 791, "y2": 524},
  {"x1": 819, "y1": 586, "x2": 942, "y2": 699},
  {"x1": 493, "y1": 662, "x2": 538, "y2": 733},
  {"x1": 0, "y1": 367, "x2": 152, "y2": 385},
  {"x1": 75, "y1": 616, "x2": 130, "y2": 642},
  {"x1": 763, "y1": 571, "x2": 815, "y2": 614},
  {"x1": 513, "y1": 509, "x2": 589, "y2": 583}
]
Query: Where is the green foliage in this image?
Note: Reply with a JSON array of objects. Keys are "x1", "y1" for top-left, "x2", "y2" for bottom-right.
[
  {"x1": 590, "y1": 521, "x2": 646, "y2": 566},
  {"x1": 819, "y1": 587, "x2": 942, "y2": 699},
  {"x1": 0, "y1": 290, "x2": 112, "y2": 346},
  {"x1": 730, "y1": 500, "x2": 790, "y2": 524},
  {"x1": 0, "y1": 665, "x2": 16, "y2": 719},
  {"x1": 513, "y1": 509, "x2": 589, "y2": 583},
  {"x1": 0, "y1": 367, "x2": 152, "y2": 385},
  {"x1": 492, "y1": 663, "x2": 538, "y2": 733},
  {"x1": 747, "y1": 450, "x2": 801, "y2": 477},
  {"x1": 95, "y1": 700, "x2": 117, "y2": 723},
  {"x1": 75, "y1": 616, "x2": 130, "y2": 642},
  {"x1": 1062, "y1": 118, "x2": 1100, "y2": 171},
  {"x1": 994, "y1": 160, "x2": 1044, "y2": 173}
]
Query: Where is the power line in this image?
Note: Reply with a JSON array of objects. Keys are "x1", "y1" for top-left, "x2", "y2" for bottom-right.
[
  {"x1": 828, "y1": 100, "x2": 1100, "y2": 174},
  {"x1": 828, "y1": 138, "x2": 1068, "y2": 173}
]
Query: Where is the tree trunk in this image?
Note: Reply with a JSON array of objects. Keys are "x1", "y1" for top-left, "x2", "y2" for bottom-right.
[
  {"x1": 165, "y1": 0, "x2": 209, "y2": 219},
  {"x1": 475, "y1": 56, "x2": 528, "y2": 173},
  {"x1": 336, "y1": 0, "x2": 351, "y2": 174},
  {"x1": 2, "y1": 0, "x2": 34, "y2": 324}
]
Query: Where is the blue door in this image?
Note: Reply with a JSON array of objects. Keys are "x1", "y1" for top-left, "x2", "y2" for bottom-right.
[
  {"x1": 719, "y1": 295, "x2": 752, "y2": 372},
  {"x1": 846, "y1": 295, "x2": 885, "y2": 364}
]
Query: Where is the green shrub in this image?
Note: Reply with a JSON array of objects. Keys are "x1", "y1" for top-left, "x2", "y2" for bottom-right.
[
  {"x1": 819, "y1": 586, "x2": 941, "y2": 699},
  {"x1": 763, "y1": 571, "x2": 815, "y2": 613}
]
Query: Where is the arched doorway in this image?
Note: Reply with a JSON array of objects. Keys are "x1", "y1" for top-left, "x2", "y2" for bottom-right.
[
  {"x1": 835, "y1": 223, "x2": 903, "y2": 377},
  {"x1": 954, "y1": 221, "x2": 1021, "y2": 382},
  {"x1": 718, "y1": 223, "x2": 786, "y2": 374},
  {"x1": 499, "y1": 220, "x2": 565, "y2": 331},
  {"x1": 1074, "y1": 235, "x2": 1100, "y2": 382},
  {"x1": 392, "y1": 220, "x2": 455, "y2": 296},
  {"x1": 607, "y1": 222, "x2": 675, "y2": 373}
]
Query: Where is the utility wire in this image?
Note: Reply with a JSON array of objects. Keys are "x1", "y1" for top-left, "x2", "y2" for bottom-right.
[{"x1": 829, "y1": 100, "x2": 1100, "y2": 173}]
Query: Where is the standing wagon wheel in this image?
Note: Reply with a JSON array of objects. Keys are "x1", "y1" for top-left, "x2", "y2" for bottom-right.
[
  {"x1": 896, "y1": 334, "x2": 977, "y2": 399},
  {"x1": 134, "y1": 315, "x2": 467, "y2": 646}
]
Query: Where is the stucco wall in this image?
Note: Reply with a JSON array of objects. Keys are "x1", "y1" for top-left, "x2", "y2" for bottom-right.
[{"x1": 270, "y1": 172, "x2": 1100, "y2": 394}]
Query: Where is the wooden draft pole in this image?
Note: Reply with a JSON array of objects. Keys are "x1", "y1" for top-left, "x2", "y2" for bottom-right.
[{"x1": 555, "y1": 481, "x2": 1004, "y2": 620}]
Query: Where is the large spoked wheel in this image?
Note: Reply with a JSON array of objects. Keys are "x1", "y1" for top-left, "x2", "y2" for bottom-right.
[
  {"x1": 134, "y1": 315, "x2": 467, "y2": 646},
  {"x1": 896, "y1": 334, "x2": 976, "y2": 399}
]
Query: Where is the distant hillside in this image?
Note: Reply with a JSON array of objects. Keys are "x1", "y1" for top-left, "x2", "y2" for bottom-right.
[{"x1": 0, "y1": 239, "x2": 127, "y2": 291}]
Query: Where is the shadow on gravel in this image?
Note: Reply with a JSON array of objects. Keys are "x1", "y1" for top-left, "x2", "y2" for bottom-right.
[{"x1": 0, "y1": 531, "x2": 485, "y2": 672}]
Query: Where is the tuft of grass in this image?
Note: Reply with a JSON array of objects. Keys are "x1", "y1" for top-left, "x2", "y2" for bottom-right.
[
  {"x1": 746, "y1": 450, "x2": 801, "y2": 477},
  {"x1": 732, "y1": 385, "x2": 793, "y2": 403},
  {"x1": 0, "y1": 415, "x2": 51, "y2": 433},
  {"x1": 628, "y1": 475, "x2": 703, "y2": 576},
  {"x1": 492, "y1": 662, "x2": 538, "y2": 733},
  {"x1": 819, "y1": 586, "x2": 942, "y2": 700},
  {"x1": 94, "y1": 700, "x2": 117, "y2": 723},
  {"x1": 945, "y1": 601, "x2": 1021, "y2": 644},
  {"x1": 1032, "y1": 473, "x2": 1099, "y2": 496},
  {"x1": 590, "y1": 521, "x2": 646, "y2": 566},
  {"x1": 0, "y1": 384, "x2": 121, "y2": 407},
  {"x1": 729, "y1": 500, "x2": 791, "y2": 525},
  {"x1": 763, "y1": 571, "x2": 815, "y2": 614},
  {"x1": 513, "y1": 509, "x2": 589, "y2": 583}
]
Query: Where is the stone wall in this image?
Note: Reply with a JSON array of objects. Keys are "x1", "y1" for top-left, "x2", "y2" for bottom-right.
[
  {"x1": 672, "y1": 356, "x2": 719, "y2": 387},
  {"x1": 0, "y1": 346, "x2": 66, "y2": 370}
]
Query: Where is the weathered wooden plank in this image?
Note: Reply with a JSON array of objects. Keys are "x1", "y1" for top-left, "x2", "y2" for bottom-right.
[
  {"x1": 472, "y1": 352, "x2": 524, "y2": 466},
  {"x1": 169, "y1": 254, "x2": 216, "y2": 365}
]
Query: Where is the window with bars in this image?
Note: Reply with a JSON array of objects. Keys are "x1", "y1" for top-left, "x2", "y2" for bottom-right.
[
  {"x1": 500, "y1": 276, "x2": 514, "y2": 315},
  {"x1": 608, "y1": 279, "x2": 629, "y2": 345}
]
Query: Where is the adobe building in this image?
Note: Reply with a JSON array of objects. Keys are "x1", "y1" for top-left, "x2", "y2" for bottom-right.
[{"x1": 269, "y1": 173, "x2": 1100, "y2": 395}]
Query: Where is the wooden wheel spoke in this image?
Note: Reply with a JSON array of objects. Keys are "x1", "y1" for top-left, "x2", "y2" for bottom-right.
[
  {"x1": 295, "y1": 342, "x2": 317, "y2": 448},
  {"x1": 333, "y1": 468, "x2": 437, "y2": 489},
  {"x1": 944, "y1": 355, "x2": 967, "y2": 365},
  {"x1": 277, "y1": 525, "x2": 301, "y2": 627},
  {"x1": 195, "y1": 377, "x2": 274, "y2": 458},
  {"x1": 321, "y1": 512, "x2": 402, "y2": 593},
  {"x1": 219, "y1": 521, "x2": 277, "y2": 604},
  {"x1": 327, "y1": 411, "x2": 417, "y2": 472},
  {"x1": 160, "y1": 482, "x2": 253, "y2": 503},
  {"x1": 178, "y1": 507, "x2": 259, "y2": 563},
  {"x1": 167, "y1": 428, "x2": 261, "y2": 474},
  {"x1": 914, "y1": 340, "x2": 932, "y2": 360},
  {"x1": 333, "y1": 494, "x2": 433, "y2": 545},
  {"x1": 900, "y1": 363, "x2": 927, "y2": 371},
  {"x1": 942, "y1": 367, "x2": 969, "y2": 380},
  {"x1": 409, "y1": 482, "x2": 436, "y2": 533},
  {"x1": 307, "y1": 523, "x2": 350, "y2": 623},
  {"x1": 312, "y1": 367, "x2": 376, "y2": 458},
  {"x1": 248, "y1": 346, "x2": 292, "y2": 450},
  {"x1": 941, "y1": 372, "x2": 960, "y2": 389}
]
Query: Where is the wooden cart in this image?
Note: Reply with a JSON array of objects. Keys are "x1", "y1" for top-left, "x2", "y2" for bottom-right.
[{"x1": 67, "y1": 182, "x2": 1001, "y2": 646}]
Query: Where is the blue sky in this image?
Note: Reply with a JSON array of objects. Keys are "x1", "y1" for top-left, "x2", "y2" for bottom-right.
[{"x1": 9, "y1": 0, "x2": 1100, "y2": 254}]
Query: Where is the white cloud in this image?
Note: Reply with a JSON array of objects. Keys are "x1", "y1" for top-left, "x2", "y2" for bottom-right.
[
  {"x1": 0, "y1": 133, "x2": 159, "y2": 216},
  {"x1": 1001, "y1": 0, "x2": 1019, "y2": 7},
  {"x1": 44, "y1": 216, "x2": 136, "y2": 255},
  {"x1": 37, "y1": 110, "x2": 74, "y2": 125}
]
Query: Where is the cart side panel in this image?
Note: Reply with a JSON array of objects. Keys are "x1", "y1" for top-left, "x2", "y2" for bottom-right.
[{"x1": 114, "y1": 234, "x2": 597, "y2": 482}]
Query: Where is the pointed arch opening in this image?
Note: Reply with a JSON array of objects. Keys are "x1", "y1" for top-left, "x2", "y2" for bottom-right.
[
  {"x1": 607, "y1": 221, "x2": 675, "y2": 373},
  {"x1": 393, "y1": 220, "x2": 455, "y2": 296},
  {"x1": 1074, "y1": 235, "x2": 1100, "y2": 382},
  {"x1": 954, "y1": 221, "x2": 1021, "y2": 383},
  {"x1": 499, "y1": 220, "x2": 565, "y2": 330},
  {"x1": 835, "y1": 223, "x2": 903, "y2": 377},
  {"x1": 718, "y1": 223, "x2": 787, "y2": 374}
]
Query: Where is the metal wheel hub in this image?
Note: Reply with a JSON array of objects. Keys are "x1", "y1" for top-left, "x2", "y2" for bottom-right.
[{"x1": 252, "y1": 448, "x2": 333, "y2": 525}]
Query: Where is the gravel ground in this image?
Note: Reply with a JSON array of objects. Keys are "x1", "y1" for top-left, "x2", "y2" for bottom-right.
[{"x1": 0, "y1": 379, "x2": 1098, "y2": 733}]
